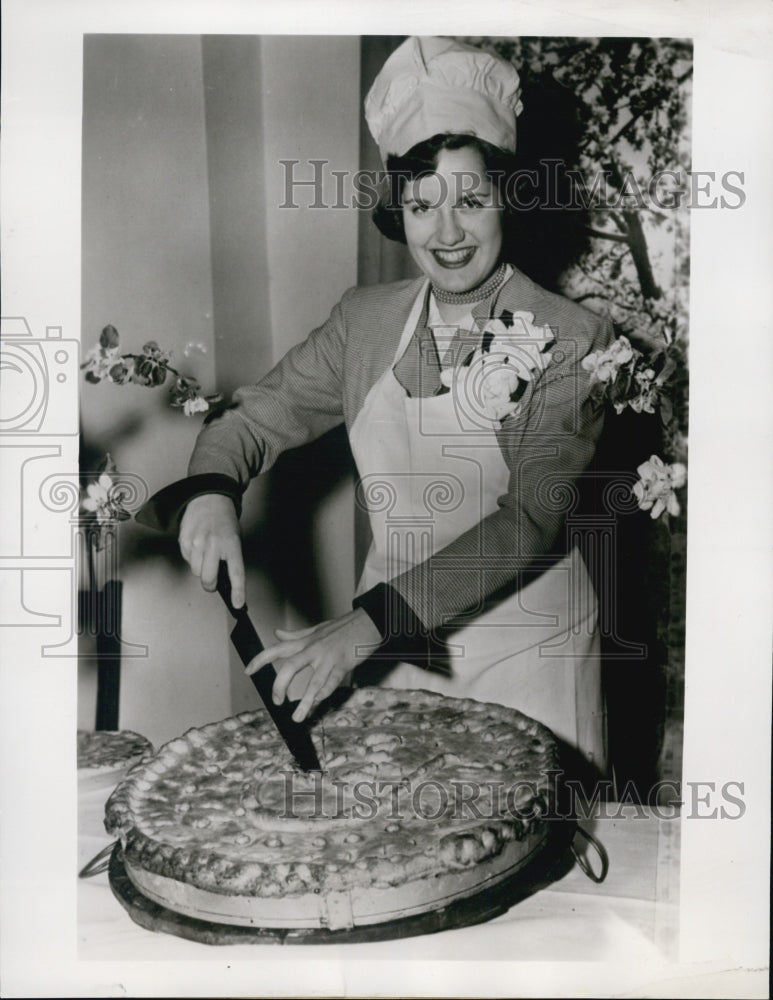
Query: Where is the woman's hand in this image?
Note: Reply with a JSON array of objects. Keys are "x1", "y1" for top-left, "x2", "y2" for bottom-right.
[
  {"x1": 247, "y1": 609, "x2": 381, "y2": 722},
  {"x1": 178, "y1": 493, "x2": 246, "y2": 608}
]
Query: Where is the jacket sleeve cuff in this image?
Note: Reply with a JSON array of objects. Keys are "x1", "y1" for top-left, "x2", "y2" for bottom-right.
[
  {"x1": 135, "y1": 474, "x2": 243, "y2": 534},
  {"x1": 352, "y1": 582, "x2": 446, "y2": 667}
]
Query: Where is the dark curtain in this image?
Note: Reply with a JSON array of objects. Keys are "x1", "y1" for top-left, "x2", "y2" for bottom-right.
[{"x1": 357, "y1": 36, "x2": 419, "y2": 289}]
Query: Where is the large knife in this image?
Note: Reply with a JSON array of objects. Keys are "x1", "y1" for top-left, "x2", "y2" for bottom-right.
[
  {"x1": 215, "y1": 562, "x2": 322, "y2": 772},
  {"x1": 135, "y1": 484, "x2": 321, "y2": 772}
]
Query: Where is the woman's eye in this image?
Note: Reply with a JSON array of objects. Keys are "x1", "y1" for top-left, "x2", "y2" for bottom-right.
[
  {"x1": 410, "y1": 203, "x2": 430, "y2": 215},
  {"x1": 459, "y1": 195, "x2": 484, "y2": 209}
]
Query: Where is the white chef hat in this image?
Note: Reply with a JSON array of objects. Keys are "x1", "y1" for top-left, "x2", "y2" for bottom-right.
[{"x1": 365, "y1": 36, "x2": 524, "y2": 162}]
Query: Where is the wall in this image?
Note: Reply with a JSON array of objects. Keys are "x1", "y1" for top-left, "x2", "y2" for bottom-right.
[
  {"x1": 80, "y1": 35, "x2": 229, "y2": 744},
  {"x1": 200, "y1": 36, "x2": 360, "y2": 711},
  {"x1": 80, "y1": 35, "x2": 361, "y2": 740}
]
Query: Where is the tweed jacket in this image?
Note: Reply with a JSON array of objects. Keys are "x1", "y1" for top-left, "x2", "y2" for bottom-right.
[{"x1": 186, "y1": 267, "x2": 614, "y2": 637}]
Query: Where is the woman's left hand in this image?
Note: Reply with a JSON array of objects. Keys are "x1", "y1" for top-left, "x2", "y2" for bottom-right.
[{"x1": 246, "y1": 609, "x2": 381, "y2": 723}]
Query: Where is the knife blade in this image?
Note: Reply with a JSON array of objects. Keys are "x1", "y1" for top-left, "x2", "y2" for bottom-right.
[
  {"x1": 135, "y1": 485, "x2": 322, "y2": 772},
  {"x1": 215, "y1": 562, "x2": 322, "y2": 772}
]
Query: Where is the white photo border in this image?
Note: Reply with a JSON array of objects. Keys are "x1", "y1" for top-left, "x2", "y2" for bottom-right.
[{"x1": 1, "y1": 1, "x2": 771, "y2": 997}]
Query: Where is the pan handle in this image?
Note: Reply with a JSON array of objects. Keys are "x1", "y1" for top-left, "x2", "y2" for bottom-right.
[
  {"x1": 79, "y1": 840, "x2": 117, "y2": 879},
  {"x1": 570, "y1": 825, "x2": 609, "y2": 883}
]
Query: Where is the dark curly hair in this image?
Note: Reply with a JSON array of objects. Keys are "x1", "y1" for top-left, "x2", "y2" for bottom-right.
[{"x1": 372, "y1": 133, "x2": 520, "y2": 246}]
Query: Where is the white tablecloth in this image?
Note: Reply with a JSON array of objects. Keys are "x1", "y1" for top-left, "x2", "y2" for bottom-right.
[{"x1": 78, "y1": 784, "x2": 679, "y2": 963}]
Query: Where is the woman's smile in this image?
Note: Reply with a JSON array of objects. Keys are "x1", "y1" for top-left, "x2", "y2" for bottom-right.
[
  {"x1": 431, "y1": 246, "x2": 478, "y2": 268},
  {"x1": 402, "y1": 145, "x2": 504, "y2": 294}
]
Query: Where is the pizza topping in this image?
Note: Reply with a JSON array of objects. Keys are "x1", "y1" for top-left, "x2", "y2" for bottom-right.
[{"x1": 363, "y1": 731, "x2": 402, "y2": 748}]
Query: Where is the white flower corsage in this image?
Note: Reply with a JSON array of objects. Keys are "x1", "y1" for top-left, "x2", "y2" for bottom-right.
[{"x1": 439, "y1": 311, "x2": 554, "y2": 427}]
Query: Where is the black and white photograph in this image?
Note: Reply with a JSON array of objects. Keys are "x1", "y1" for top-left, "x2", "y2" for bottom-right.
[{"x1": 1, "y1": 2, "x2": 770, "y2": 998}]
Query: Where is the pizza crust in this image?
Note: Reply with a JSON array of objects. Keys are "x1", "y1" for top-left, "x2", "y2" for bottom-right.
[{"x1": 124, "y1": 826, "x2": 549, "y2": 931}]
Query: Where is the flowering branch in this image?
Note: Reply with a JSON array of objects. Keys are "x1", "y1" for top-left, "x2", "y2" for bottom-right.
[
  {"x1": 582, "y1": 334, "x2": 676, "y2": 416},
  {"x1": 582, "y1": 333, "x2": 687, "y2": 520},
  {"x1": 81, "y1": 325, "x2": 222, "y2": 415}
]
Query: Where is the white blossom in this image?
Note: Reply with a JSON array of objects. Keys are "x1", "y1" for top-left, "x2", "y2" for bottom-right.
[
  {"x1": 82, "y1": 472, "x2": 126, "y2": 524},
  {"x1": 582, "y1": 334, "x2": 635, "y2": 384},
  {"x1": 183, "y1": 395, "x2": 210, "y2": 416},
  {"x1": 632, "y1": 455, "x2": 686, "y2": 519}
]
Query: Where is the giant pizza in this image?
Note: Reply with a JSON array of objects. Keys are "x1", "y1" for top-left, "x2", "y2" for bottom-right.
[{"x1": 105, "y1": 687, "x2": 568, "y2": 938}]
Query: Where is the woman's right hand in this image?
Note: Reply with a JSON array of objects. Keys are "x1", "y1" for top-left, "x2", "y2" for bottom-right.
[{"x1": 178, "y1": 493, "x2": 246, "y2": 608}]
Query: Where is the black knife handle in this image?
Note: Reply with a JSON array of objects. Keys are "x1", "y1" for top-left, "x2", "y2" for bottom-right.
[{"x1": 216, "y1": 561, "x2": 245, "y2": 619}]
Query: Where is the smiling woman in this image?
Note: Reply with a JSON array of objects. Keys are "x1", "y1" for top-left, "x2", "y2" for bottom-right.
[{"x1": 142, "y1": 36, "x2": 616, "y2": 783}]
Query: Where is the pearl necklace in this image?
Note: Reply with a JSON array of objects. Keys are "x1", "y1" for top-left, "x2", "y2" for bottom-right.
[{"x1": 431, "y1": 263, "x2": 508, "y2": 305}]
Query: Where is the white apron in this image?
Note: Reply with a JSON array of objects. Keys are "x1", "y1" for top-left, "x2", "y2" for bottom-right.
[{"x1": 349, "y1": 282, "x2": 606, "y2": 771}]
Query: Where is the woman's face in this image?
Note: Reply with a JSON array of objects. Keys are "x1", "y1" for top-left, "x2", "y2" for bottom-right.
[{"x1": 401, "y1": 145, "x2": 504, "y2": 294}]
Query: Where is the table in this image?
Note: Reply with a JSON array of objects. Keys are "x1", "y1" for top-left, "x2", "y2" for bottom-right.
[{"x1": 78, "y1": 785, "x2": 680, "y2": 963}]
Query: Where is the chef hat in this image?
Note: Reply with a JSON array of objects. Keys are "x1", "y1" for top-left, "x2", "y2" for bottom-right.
[{"x1": 365, "y1": 36, "x2": 524, "y2": 162}]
